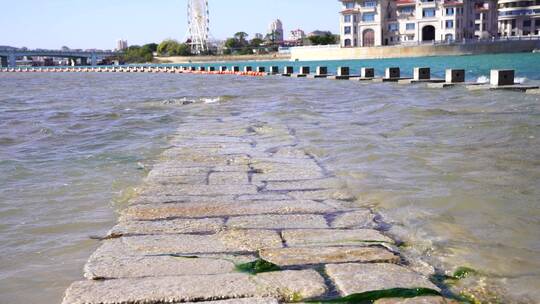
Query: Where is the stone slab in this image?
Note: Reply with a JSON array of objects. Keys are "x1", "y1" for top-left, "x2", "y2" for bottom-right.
[
  {"x1": 120, "y1": 229, "x2": 283, "y2": 254},
  {"x1": 139, "y1": 184, "x2": 258, "y2": 197},
  {"x1": 62, "y1": 270, "x2": 327, "y2": 304},
  {"x1": 121, "y1": 200, "x2": 336, "y2": 221},
  {"x1": 374, "y1": 296, "x2": 458, "y2": 304},
  {"x1": 287, "y1": 189, "x2": 355, "y2": 201},
  {"x1": 209, "y1": 171, "x2": 249, "y2": 185},
  {"x1": 264, "y1": 178, "x2": 342, "y2": 191},
  {"x1": 107, "y1": 218, "x2": 225, "y2": 237},
  {"x1": 85, "y1": 254, "x2": 246, "y2": 280},
  {"x1": 184, "y1": 299, "x2": 279, "y2": 304},
  {"x1": 260, "y1": 246, "x2": 399, "y2": 266},
  {"x1": 282, "y1": 229, "x2": 394, "y2": 247},
  {"x1": 227, "y1": 214, "x2": 328, "y2": 229},
  {"x1": 128, "y1": 195, "x2": 237, "y2": 205},
  {"x1": 526, "y1": 88, "x2": 540, "y2": 94},
  {"x1": 331, "y1": 210, "x2": 377, "y2": 229},
  {"x1": 325, "y1": 263, "x2": 440, "y2": 296}
]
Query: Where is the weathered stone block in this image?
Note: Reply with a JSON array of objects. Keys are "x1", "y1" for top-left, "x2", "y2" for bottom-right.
[
  {"x1": 325, "y1": 263, "x2": 440, "y2": 296},
  {"x1": 385, "y1": 67, "x2": 400, "y2": 79},
  {"x1": 265, "y1": 178, "x2": 342, "y2": 191},
  {"x1": 139, "y1": 184, "x2": 258, "y2": 197},
  {"x1": 283, "y1": 66, "x2": 294, "y2": 74},
  {"x1": 185, "y1": 299, "x2": 279, "y2": 304},
  {"x1": 331, "y1": 210, "x2": 377, "y2": 229},
  {"x1": 316, "y1": 66, "x2": 328, "y2": 75},
  {"x1": 490, "y1": 69, "x2": 514, "y2": 86},
  {"x1": 414, "y1": 67, "x2": 430, "y2": 80},
  {"x1": 361, "y1": 67, "x2": 375, "y2": 78},
  {"x1": 227, "y1": 214, "x2": 328, "y2": 229},
  {"x1": 208, "y1": 171, "x2": 249, "y2": 185},
  {"x1": 337, "y1": 66, "x2": 350, "y2": 76},
  {"x1": 287, "y1": 189, "x2": 355, "y2": 201},
  {"x1": 107, "y1": 218, "x2": 225, "y2": 237},
  {"x1": 374, "y1": 296, "x2": 458, "y2": 304},
  {"x1": 121, "y1": 200, "x2": 335, "y2": 221},
  {"x1": 260, "y1": 246, "x2": 398, "y2": 266},
  {"x1": 120, "y1": 229, "x2": 282, "y2": 254},
  {"x1": 282, "y1": 229, "x2": 393, "y2": 247},
  {"x1": 62, "y1": 270, "x2": 327, "y2": 304},
  {"x1": 445, "y1": 69, "x2": 465, "y2": 83}
]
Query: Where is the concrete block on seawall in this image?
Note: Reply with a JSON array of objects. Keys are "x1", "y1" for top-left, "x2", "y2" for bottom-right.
[
  {"x1": 307, "y1": 66, "x2": 329, "y2": 78},
  {"x1": 373, "y1": 67, "x2": 411, "y2": 82},
  {"x1": 398, "y1": 67, "x2": 444, "y2": 84}
]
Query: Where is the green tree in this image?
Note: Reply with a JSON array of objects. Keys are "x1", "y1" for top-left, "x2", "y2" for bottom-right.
[
  {"x1": 250, "y1": 38, "x2": 264, "y2": 47},
  {"x1": 308, "y1": 33, "x2": 338, "y2": 45},
  {"x1": 121, "y1": 45, "x2": 153, "y2": 63},
  {"x1": 234, "y1": 32, "x2": 249, "y2": 45},
  {"x1": 143, "y1": 43, "x2": 158, "y2": 52},
  {"x1": 158, "y1": 39, "x2": 191, "y2": 56}
]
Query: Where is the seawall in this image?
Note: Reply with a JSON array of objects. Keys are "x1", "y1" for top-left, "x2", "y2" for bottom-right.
[{"x1": 291, "y1": 40, "x2": 540, "y2": 61}]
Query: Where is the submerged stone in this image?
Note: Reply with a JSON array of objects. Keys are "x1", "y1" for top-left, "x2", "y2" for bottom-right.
[
  {"x1": 331, "y1": 209, "x2": 378, "y2": 229},
  {"x1": 325, "y1": 263, "x2": 440, "y2": 296}
]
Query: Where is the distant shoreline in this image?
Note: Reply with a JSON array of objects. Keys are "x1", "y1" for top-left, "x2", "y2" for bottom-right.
[{"x1": 154, "y1": 53, "x2": 291, "y2": 64}]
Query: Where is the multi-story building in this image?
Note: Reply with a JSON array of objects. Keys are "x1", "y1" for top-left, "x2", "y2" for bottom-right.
[
  {"x1": 338, "y1": 0, "x2": 498, "y2": 47},
  {"x1": 498, "y1": 0, "x2": 540, "y2": 37},
  {"x1": 268, "y1": 19, "x2": 284, "y2": 43},
  {"x1": 289, "y1": 29, "x2": 306, "y2": 41},
  {"x1": 116, "y1": 39, "x2": 128, "y2": 51}
]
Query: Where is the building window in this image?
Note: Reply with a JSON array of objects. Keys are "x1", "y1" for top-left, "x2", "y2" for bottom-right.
[
  {"x1": 445, "y1": 8, "x2": 454, "y2": 16},
  {"x1": 344, "y1": 39, "x2": 352, "y2": 46},
  {"x1": 344, "y1": 26, "x2": 352, "y2": 34},
  {"x1": 475, "y1": 24, "x2": 480, "y2": 30},
  {"x1": 423, "y1": 9, "x2": 436, "y2": 18},
  {"x1": 523, "y1": 20, "x2": 531, "y2": 27},
  {"x1": 446, "y1": 20, "x2": 454, "y2": 29},
  {"x1": 524, "y1": 30, "x2": 530, "y2": 35},
  {"x1": 362, "y1": 13, "x2": 375, "y2": 22},
  {"x1": 445, "y1": 34, "x2": 454, "y2": 41},
  {"x1": 388, "y1": 23, "x2": 399, "y2": 31},
  {"x1": 364, "y1": 1, "x2": 377, "y2": 7},
  {"x1": 536, "y1": 19, "x2": 540, "y2": 26},
  {"x1": 344, "y1": 15, "x2": 352, "y2": 23},
  {"x1": 399, "y1": 7, "x2": 414, "y2": 13},
  {"x1": 406, "y1": 23, "x2": 415, "y2": 30},
  {"x1": 345, "y1": 2, "x2": 355, "y2": 9}
]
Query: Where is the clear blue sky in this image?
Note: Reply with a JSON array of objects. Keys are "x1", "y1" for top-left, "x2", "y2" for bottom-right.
[{"x1": 1, "y1": 0, "x2": 340, "y2": 50}]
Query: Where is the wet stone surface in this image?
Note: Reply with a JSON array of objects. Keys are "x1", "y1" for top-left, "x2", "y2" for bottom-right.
[{"x1": 62, "y1": 122, "x2": 448, "y2": 304}]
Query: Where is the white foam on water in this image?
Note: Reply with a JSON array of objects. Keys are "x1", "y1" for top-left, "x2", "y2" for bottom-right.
[
  {"x1": 202, "y1": 97, "x2": 221, "y2": 104},
  {"x1": 476, "y1": 75, "x2": 489, "y2": 84},
  {"x1": 515, "y1": 77, "x2": 527, "y2": 84}
]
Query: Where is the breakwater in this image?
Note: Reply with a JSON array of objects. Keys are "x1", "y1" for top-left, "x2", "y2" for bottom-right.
[
  {"x1": 2, "y1": 64, "x2": 539, "y2": 94},
  {"x1": 62, "y1": 120, "x2": 453, "y2": 304}
]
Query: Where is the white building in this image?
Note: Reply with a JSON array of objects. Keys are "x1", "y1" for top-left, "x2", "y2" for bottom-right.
[
  {"x1": 268, "y1": 19, "x2": 284, "y2": 42},
  {"x1": 498, "y1": 0, "x2": 540, "y2": 37},
  {"x1": 289, "y1": 29, "x2": 306, "y2": 41},
  {"x1": 116, "y1": 39, "x2": 128, "y2": 51},
  {"x1": 338, "y1": 0, "x2": 498, "y2": 47}
]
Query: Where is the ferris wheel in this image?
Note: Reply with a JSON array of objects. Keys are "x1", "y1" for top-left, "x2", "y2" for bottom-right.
[{"x1": 187, "y1": 0, "x2": 210, "y2": 54}]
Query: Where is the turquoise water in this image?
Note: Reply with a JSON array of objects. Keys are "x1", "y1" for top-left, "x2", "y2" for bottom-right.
[
  {"x1": 165, "y1": 52, "x2": 540, "y2": 81},
  {"x1": 0, "y1": 53, "x2": 539, "y2": 303}
]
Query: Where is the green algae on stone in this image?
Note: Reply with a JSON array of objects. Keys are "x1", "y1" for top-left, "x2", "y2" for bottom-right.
[
  {"x1": 235, "y1": 258, "x2": 281, "y2": 275},
  {"x1": 452, "y1": 267, "x2": 478, "y2": 280},
  {"x1": 306, "y1": 288, "x2": 441, "y2": 303}
]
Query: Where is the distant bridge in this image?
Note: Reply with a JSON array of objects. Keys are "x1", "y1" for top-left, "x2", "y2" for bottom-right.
[{"x1": 0, "y1": 49, "x2": 122, "y2": 67}]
